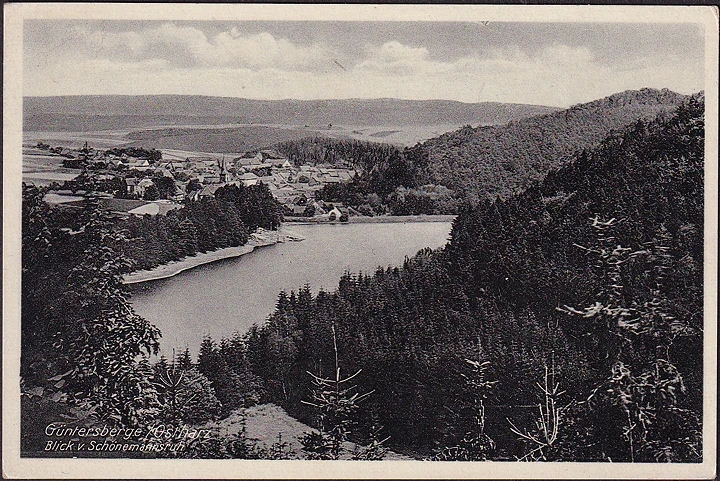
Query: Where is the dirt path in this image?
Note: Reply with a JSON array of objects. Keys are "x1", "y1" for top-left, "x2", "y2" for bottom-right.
[{"x1": 204, "y1": 403, "x2": 411, "y2": 460}]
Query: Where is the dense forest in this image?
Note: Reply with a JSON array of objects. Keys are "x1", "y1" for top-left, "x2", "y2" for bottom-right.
[
  {"x1": 421, "y1": 88, "x2": 689, "y2": 201},
  {"x1": 239, "y1": 94, "x2": 705, "y2": 460},
  {"x1": 276, "y1": 89, "x2": 688, "y2": 216},
  {"x1": 20, "y1": 94, "x2": 704, "y2": 461},
  {"x1": 122, "y1": 183, "x2": 283, "y2": 271},
  {"x1": 277, "y1": 136, "x2": 398, "y2": 171},
  {"x1": 21, "y1": 181, "x2": 284, "y2": 456}
]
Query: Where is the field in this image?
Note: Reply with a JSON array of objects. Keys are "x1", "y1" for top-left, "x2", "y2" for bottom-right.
[
  {"x1": 340, "y1": 123, "x2": 468, "y2": 146},
  {"x1": 23, "y1": 121, "x2": 471, "y2": 180},
  {"x1": 123, "y1": 125, "x2": 327, "y2": 153},
  {"x1": 22, "y1": 152, "x2": 82, "y2": 186}
]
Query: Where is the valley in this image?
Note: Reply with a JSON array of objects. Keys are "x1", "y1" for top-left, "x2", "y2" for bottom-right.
[{"x1": 20, "y1": 90, "x2": 707, "y2": 462}]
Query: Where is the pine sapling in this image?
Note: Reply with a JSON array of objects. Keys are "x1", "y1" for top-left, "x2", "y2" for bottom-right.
[
  {"x1": 300, "y1": 322, "x2": 373, "y2": 459},
  {"x1": 507, "y1": 356, "x2": 566, "y2": 461}
]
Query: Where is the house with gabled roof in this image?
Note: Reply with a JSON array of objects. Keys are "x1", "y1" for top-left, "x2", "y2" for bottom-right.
[
  {"x1": 136, "y1": 178, "x2": 154, "y2": 197},
  {"x1": 199, "y1": 184, "x2": 224, "y2": 198},
  {"x1": 269, "y1": 158, "x2": 293, "y2": 169},
  {"x1": 238, "y1": 172, "x2": 259, "y2": 187}
]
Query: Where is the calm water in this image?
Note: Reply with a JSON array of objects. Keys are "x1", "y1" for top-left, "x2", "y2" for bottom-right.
[{"x1": 129, "y1": 222, "x2": 452, "y2": 355}]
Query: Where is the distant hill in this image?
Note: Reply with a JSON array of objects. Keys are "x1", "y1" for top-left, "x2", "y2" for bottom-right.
[
  {"x1": 419, "y1": 88, "x2": 691, "y2": 199},
  {"x1": 23, "y1": 95, "x2": 558, "y2": 132},
  {"x1": 123, "y1": 125, "x2": 322, "y2": 153},
  {"x1": 272, "y1": 89, "x2": 695, "y2": 216}
]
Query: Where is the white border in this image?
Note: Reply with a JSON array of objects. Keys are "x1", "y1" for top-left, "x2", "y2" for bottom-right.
[{"x1": 3, "y1": 4, "x2": 718, "y2": 479}]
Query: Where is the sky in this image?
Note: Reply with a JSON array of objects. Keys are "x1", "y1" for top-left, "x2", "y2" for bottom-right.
[{"x1": 23, "y1": 20, "x2": 705, "y2": 107}]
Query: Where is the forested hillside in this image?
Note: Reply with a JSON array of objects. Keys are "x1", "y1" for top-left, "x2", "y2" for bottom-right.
[
  {"x1": 421, "y1": 88, "x2": 689, "y2": 199},
  {"x1": 19, "y1": 93, "x2": 705, "y2": 461},
  {"x1": 122, "y1": 183, "x2": 283, "y2": 271},
  {"x1": 276, "y1": 136, "x2": 398, "y2": 170},
  {"x1": 274, "y1": 89, "x2": 690, "y2": 215},
  {"x1": 20, "y1": 181, "x2": 285, "y2": 456},
  {"x1": 240, "y1": 94, "x2": 704, "y2": 461},
  {"x1": 21, "y1": 182, "x2": 281, "y2": 408}
]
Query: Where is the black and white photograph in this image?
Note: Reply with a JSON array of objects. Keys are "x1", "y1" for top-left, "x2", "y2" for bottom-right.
[{"x1": 3, "y1": 3, "x2": 717, "y2": 479}]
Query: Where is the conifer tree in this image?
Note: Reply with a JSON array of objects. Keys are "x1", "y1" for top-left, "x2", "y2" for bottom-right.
[
  {"x1": 176, "y1": 347, "x2": 194, "y2": 370},
  {"x1": 153, "y1": 356, "x2": 221, "y2": 424},
  {"x1": 300, "y1": 323, "x2": 375, "y2": 459},
  {"x1": 507, "y1": 355, "x2": 566, "y2": 461},
  {"x1": 558, "y1": 216, "x2": 701, "y2": 461},
  {"x1": 434, "y1": 338, "x2": 497, "y2": 461}
]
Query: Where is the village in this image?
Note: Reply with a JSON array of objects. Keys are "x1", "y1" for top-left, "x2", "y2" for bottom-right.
[{"x1": 26, "y1": 141, "x2": 358, "y2": 221}]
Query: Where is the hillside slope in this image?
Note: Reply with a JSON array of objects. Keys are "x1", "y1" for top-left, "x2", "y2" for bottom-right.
[
  {"x1": 24, "y1": 95, "x2": 558, "y2": 131},
  {"x1": 420, "y1": 88, "x2": 690, "y2": 199},
  {"x1": 243, "y1": 94, "x2": 705, "y2": 460},
  {"x1": 204, "y1": 404, "x2": 411, "y2": 460},
  {"x1": 270, "y1": 89, "x2": 693, "y2": 216}
]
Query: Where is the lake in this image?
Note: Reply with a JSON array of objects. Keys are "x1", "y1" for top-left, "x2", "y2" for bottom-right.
[{"x1": 129, "y1": 221, "x2": 453, "y2": 355}]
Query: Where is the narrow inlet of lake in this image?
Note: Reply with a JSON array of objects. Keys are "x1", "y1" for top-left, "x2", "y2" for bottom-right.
[{"x1": 129, "y1": 221, "x2": 453, "y2": 355}]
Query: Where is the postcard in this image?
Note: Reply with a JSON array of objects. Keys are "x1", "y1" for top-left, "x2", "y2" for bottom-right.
[{"x1": 3, "y1": 3, "x2": 717, "y2": 479}]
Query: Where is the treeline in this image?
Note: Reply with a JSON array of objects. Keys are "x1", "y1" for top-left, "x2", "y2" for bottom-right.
[
  {"x1": 276, "y1": 136, "x2": 398, "y2": 170},
  {"x1": 239, "y1": 95, "x2": 704, "y2": 461},
  {"x1": 122, "y1": 199, "x2": 248, "y2": 271},
  {"x1": 322, "y1": 182, "x2": 458, "y2": 216},
  {"x1": 421, "y1": 88, "x2": 688, "y2": 200},
  {"x1": 121, "y1": 183, "x2": 282, "y2": 272},
  {"x1": 106, "y1": 146, "x2": 163, "y2": 162},
  {"x1": 275, "y1": 89, "x2": 687, "y2": 216},
  {"x1": 277, "y1": 136, "x2": 459, "y2": 215}
]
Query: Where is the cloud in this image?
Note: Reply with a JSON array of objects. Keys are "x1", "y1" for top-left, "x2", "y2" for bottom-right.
[
  {"x1": 376, "y1": 41, "x2": 429, "y2": 62},
  {"x1": 539, "y1": 44, "x2": 594, "y2": 65},
  {"x1": 356, "y1": 41, "x2": 452, "y2": 75},
  {"x1": 355, "y1": 41, "x2": 597, "y2": 78},
  {"x1": 24, "y1": 27, "x2": 703, "y2": 107},
  {"x1": 344, "y1": 41, "x2": 702, "y2": 105},
  {"x1": 70, "y1": 23, "x2": 331, "y2": 70}
]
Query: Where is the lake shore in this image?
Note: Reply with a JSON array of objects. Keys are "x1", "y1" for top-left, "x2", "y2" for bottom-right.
[
  {"x1": 122, "y1": 240, "x2": 273, "y2": 285},
  {"x1": 122, "y1": 218, "x2": 451, "y2": 284},
  {"x1": 130, "y1": 221, "x2": 453, "y2": 353},
  {"x1": 122, "y1": 227, "x2": 305, "y2": 284},
  {"x1": 285, "y1": 214, "x2": 456, "y2": 224}
]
